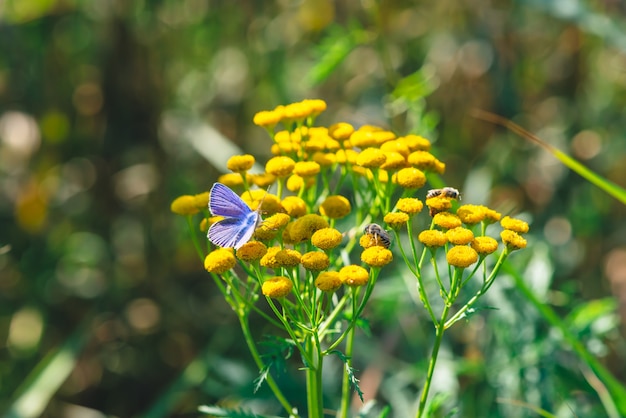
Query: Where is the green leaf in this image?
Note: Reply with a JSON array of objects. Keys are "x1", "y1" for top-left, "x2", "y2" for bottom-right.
[
  {"x1": 566, "y1": 297, "x2": 618, "y2": 334},
  {"x1": 198, "y1": 405, "x2": 282, "y2": 418},
  {"x1": 253, "y1": 336, "x2": 295, "y2": 392},
  {"x1": 329, "y1": 350, "x2": 364, "y2": 402}
]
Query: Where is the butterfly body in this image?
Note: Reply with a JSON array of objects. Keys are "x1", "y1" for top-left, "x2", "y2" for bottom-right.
[{"x1": 208, "y1": 183, "x2": 261, "y2": 249}]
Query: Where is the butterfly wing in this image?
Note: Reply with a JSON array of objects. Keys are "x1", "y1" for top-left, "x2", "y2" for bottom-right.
[
  {"x1": 208, "y1": 211, "x2": 260, "y2": 249},
  {"x1": 209, "y1": 183, "x2": 253, "y2": 218}
]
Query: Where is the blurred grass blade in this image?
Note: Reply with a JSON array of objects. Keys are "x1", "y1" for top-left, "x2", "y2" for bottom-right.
[
  {"x1": 5, "y1": 321, "x2": 90, "y2": 418},
  {"x1": 472, "y1": 110, "x2": 626, "y2": 205}
]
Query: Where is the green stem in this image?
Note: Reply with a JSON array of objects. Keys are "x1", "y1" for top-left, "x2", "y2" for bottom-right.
[
  {"x1": 305, "y1": 336, "x2": 324, "y2": 418},
  {"x1": 339, "y1": 290, "x2": 358, "y2": 418}
]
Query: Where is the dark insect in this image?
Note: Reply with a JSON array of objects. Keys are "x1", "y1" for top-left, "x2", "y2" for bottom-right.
[
  {"x1": 426, "y1": 187, "x2": 461, "y2": 200},
  {"x1": 363, "y1": 223, "x2": 392, "y2": 248}
]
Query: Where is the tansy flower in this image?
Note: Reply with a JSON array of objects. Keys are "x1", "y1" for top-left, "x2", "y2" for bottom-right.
[
  {"x1": 302, "y1": 139, "x2": 326, "y2": 153},
  {"x1": 372, "y1": 130, "x2": 396, "y2": 146},
  {"x1": 260, "y1": 246, "x2": 282, "y2": 269},
  {"x1": 350, "y1": 131, "x2": 378, "y2": 148},
  {"x1": 446, "y1": 227, "x2": 475, "y2": 245},
  {"x1": 328, "y1": 122, "x2": 354, "y2": 140},
  {"x1": 426, "y1": 196, "x2": 452, "y2": 216},
  {"x1": 447, "y1": 246, "x2": 479, "y2": 268},
  {"x1": 407, "y1": 151, "x2": 436, "y2": 170},
  {"x1": 254, "y1": 213, "x2": 290, "y2": 240},
  {"x1": 303, "y1": 99, "x2": 327, "y2": 116},
  {"x1": 432, "y1": 159, "x2": 446, "y2": 174},
  {"x1": 237, "y1": 241, "x2": 268, "y2": 262},
  {"x1": 307, "y1": 126, "x2": 328, "y2": 137},
  {"x1": 418, "y1": 230, "x2": 448, "y2": 248},
  {"x1": 384, "y1": 212, "x2": 410, "y2": 229},
  {"x1": 171, "y1": 195, "x2": 200, "y2": 216},
  {"x1": 293, "y1": 161, "x2": 321, "y2": 177},
  {"x1": 283, "y1": 102, "x2": 311, "y2": 121},
  {"x1": 356, "y1": 148, "x2": 387, "y2": 168},
  {"x1": 287, "y1": 174, "x2": 305, "y2": 192},
  {"x1": 323, "y1": 138, "x2": 341, "y2": 151},
  {"x1": 282, "y1": 196, "x2": 307, "y2": 217},
  {"x1": 312, "y1": 152, "x2": 336, "y2": 166},
  {"x1": 319, "y1": 195, "x2": 351, "y2": 219},
  {"x1": 240, "y1": 191, "x2": 284, "y2": 215},
  {"x1": 265, "y1": 156, "x2": 296, "y2": 177},
  {"x1": 397, "y1": 134, "x2": 431, "y2": 151},
  {"x1": 501, "y1": 230, "x2": 527, "y2": 251},
  {"x1": 301, "y1": 251, "x2": 330, "y2": 271},
  {"x1": 311, "y1": 227, "x2": 343, "y2": 250},
  {"x1": 366, "y1": 168, "x2": 389, "y2": 183},
  {"x1": 335, "y1": 149, "x2": 358, "y2": 164},
  {"x1": 483, "y1": 207, "x2": 502, "y2": 224},
  {"x1": 290, "y1": 214, "x2": 329, "y2": 243},
  {"x1": 262, "y1": 276, "x2": 293, "y2": 298},
  {"x1": 380, "y1": 151, "x2": 407, "y2": 170},
  {"x1": 227, "y1": 154, "x2": 255, "y2": 173},
  {"x1": 380, "y1": 139, "x2": 410, "y2": 158},
  {"x1": 394, "y1": 167, "x2": 426, "y2": 189},
  {"x1": 456, "y1": 205, "x2": 486, "y2": 225},
  {"x1": 501, "y1": 216, "x2": 529, "y2": 234},
  {"x1": 249, "y1": 173, "x2": 276, "y2": 188},
  {"x1": 471, "y1": 237, "x2": 499, "y2": 255},
  {"x1": 192, "y1": 192, "x2": 210, "y2": 210},
  {"x1": 282, "y1": 222, "x2": 297, "y2": 245},
  {"x1": 204, "y1": 249, "x2": 236, "y2": 274},
  {"x1": 315, "y1": 271, "x2": 342, "y2": 292},
  {"x1": 396, "y1": 198, "x2": 424, "y2": 215},
  {"x1": 339, "y1": 265, "x2": 369, "y2": 287},
  {"x1": 361, "y1": 246, "x2": 393, "y2": 268},
  {"x1": 271, "y1": 141, "x2": 301, "y2": 156},
  {"x1": 253, "y1": 109, "x2": 283, "y2": 128},
  {"x1": 433, "y1": 212, "x2": 462, "y2": 229},
  {"x1": 276, "y1": 249, "x2": 301, "y2": 267}
]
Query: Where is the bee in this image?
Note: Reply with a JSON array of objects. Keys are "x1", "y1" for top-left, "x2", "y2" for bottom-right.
[
  {"x1": 426, "y1": 187, "x2": 461, "y2": 200},
  {"x1": 363, "y1": 223, "x2": 392, "y2": 249}
]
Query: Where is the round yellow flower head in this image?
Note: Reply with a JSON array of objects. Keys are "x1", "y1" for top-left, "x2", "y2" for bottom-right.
[
  {"x1": 260, "y1": 246, "x2": 282, "y2": 269},
  {"x1": 361, "y1": 246, "x2": 393, "y2": 268},
  {"x1": 396, "y1": 198, "x2": 424, "y2": 215},
  {"x1": 253, "y1": 109, "x2": 283, "y2": 128},
  {"x1": 254, "y1": 213, "x2": 290, "y2": 241},
  {"x1": 501, "y1": 230, "x2": 528, "y2": 251},
  {"x1": 418, "y1": 230, "x2": 448, "y2": 248},
  {"x1": 394, "y1": 167, "x2": 426, "y2": 189},
  {"x1": 240, "y1": 190, "x2": 284, "y2": 215},
  {"x1": 372, "y1": 130, "x2": 396, "y2": 146},
  {"x1": 501, "y1": 216, "x2": 529, "y2": 234},
  {"x1": 290, "y1": 214, "x2": 330, "y2": 243},
  {"x1": 446, "y1": 227, "x2": 475, "y2": 245},
  {"x1": 302, "y1": 99, "x2": 327, "y2": 116},
  {"x1": 265, "y1": 156, "x2": 296, "y2": 177},
  {"x1": 219, "y1": 173, "x2": 247, "y2": 188},
  {"x1": 286, "y1": 174, "x2": 305, "y2": 192},
  {"x1": 426, "y1": 196, "x2": 453, "y2": 216},
  {"x1": 384, "y1": 212, "x2": 410, "y2": 229},
  {"x1": 329, "y1": 122, "x2": 354, "y2": 140},
  {"x1": 293, "y1": 161, "x2": 321, "y2": 177},
  {"x1": 301, "y1": 251, "x2": 330, "y2": 271},
  {"x1": 302, "y1": 139, "x2": 326, "y2": 153},
  {"x1": 237, "y1": 241, "x2": 268, "y2": 262},
  {"x1": 471, "y1": 236, "x2": 499, "y2": 255},
  {"x1": 350, "y1": 130, "x2": 378, "y2": 148},
  {"x1": 204, "y1": 248, "x2": 236, "y2": 274},
  {"x1": 433, "y1": 212, "x2": 462, "y2": 229},
  {"x1": 356, "y1": 148, "x2": 387, "y2": 168},
  {"x1": 262, "y1": 276, "x2": 293, "y2": 298},
  {"x1": 283, "y1": 102, "x2": 311, "y2": 121},
  {"x1": 311, "y1": 227, "x2": 343, "y2": 250},
  {"x1": 249, "y1": 173, "x2": 276, "y2": 188},
  {"x1": 339, "y1": 265, "x2": 369, "y2": 287},
  {"x1": 335, "y1": 149, "x2": 359, "y2": 165},
  {"x1": 432, "y1": 159, "x2": 446, "y2": 174},
  {"x1": 446, "y1": 245, "x2": 479, "y2": 268},
  {"x1": 380, "y1": 139, "x2": 410, "y2": 158},
  {"x1": 271, "y1": 141, "x2": 301, "y2": 156},
  {"x1": 171, "y1": 195, "x2": 200, "y2": 216},
  {"x1": 276, "y1": 249, "x2": 302, "y2": 267},
  {"x1": 227, "y1": 154, "x2": 255, "y2": 173},
  {"x1": 407, "y1": 151, "x2": 436, "y2": 170},
  {"x1": 380, "y1": 151, "x2": 407, "y2": 170},
  {"x1": 281, "y1": 196, "x2": 307, "y2": 218},
  {"x1": 456, "y1": 205, "x2": 486, "y2": 225},
  {"x1": 397, "y1": 134, "x2": 431, "y2": 151},
  {"x1": 312, "y1": 152, "x2": 336, "y2": 166},
  {"x1": 282, "y1": 222, "x2": 297, "y2": 245},
  {"x1": 315, "y1": 271, "x2": 342, "y2": 292},
  {"x1": 319, "y1": 195, "x2": 351, "y2": 219},
  {"x1": 483, "y1": 207, "x2": 502, "y2": 224}
]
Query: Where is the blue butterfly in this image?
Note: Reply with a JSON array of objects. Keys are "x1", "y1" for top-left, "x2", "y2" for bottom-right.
[{"x1": 208, "y1": 182, "x2": 262, "y2": 249}]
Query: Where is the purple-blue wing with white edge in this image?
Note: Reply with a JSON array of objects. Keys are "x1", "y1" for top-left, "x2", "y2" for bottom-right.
[
  {"x1": 208, "y1": 211, "x2": 259, "y2": 249},
  {"x1": 209, "y1": 182, "x2": 253, "y2": 218}
]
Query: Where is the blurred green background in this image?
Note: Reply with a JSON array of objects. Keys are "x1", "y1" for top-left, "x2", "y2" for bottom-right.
[{"x1": 1, "y1": 0, "x2": 626, "y2": 417}]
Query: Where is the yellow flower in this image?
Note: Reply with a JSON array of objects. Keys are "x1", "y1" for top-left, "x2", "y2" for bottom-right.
[
  {"x1": 282, "y1": 222, "x2": 297, "y2": 245},
  {"x1": 218, "y1": 173, "x2": 245, "y2": 187},
  {"x1": 339, "y1": 265, "x2": 369, "y2": 287},
  {"x1": 283, "y1": 102, "x2": 311, "y2": 121},
  {"x1": 276, "y1": 249, "x2": 301, "y2": 267},
  {"x1": 361, "y1": 246, "x2": 393, "y2": 267},
  {"x1": 171, "y1": 195, "x2": 200, "y2": 216},
  {"x1": 372, "y1": 130, "x2": 396, "y2": 145},
  {"x1": 262, "y1": 276, "x2": 293, "y2": 298},
  {"x1": 396, "y1": 198, "x2": 424, "y2": 215},
  {"x1": 290, "y1": 214, "x2": 330, "y2": 243},
  {"x1": 394, "y1": 167, "x2": 426, "y2": 189},
  {"x1": 193, "y1": 192, "x2": 210, "y2": 210},
  {"x1": 249, "y1": 173, "x2": 276, "y2": 188},
  {"x1": 312, "y1": 152, "x2": 336, "y2": 166},
  {"x1": 397, "y1": 134, "x2": 431, "y2": 151},
  {"x1": 286, "y1": 174, "x2": 305, "y2": 192},
  {"x1": 301, "y1": 251, "x2": 330, "y2": 271},
  {"x1": 501, "y1": 216, "x2": 529, "y2": 234},
  {"x1": 433, "y1": 159, "x2": 446, "y2": 174},
  {"x1": 302, "y1": 139, "x2": 326, "y2": 153},
  {"x1": 446, "y1": 245, "x2": 479, "y2": 268},
  {"x1": 265, "y1": 156, "x2": 296, "y2": 177},
  {"x1": 260, "y1": 246, "x2": 282, "y2": 269},
  {"x1": 501, "y1": 230, "x2": 528, "y2": 251},
  {"x1": 271, "y1": 141, "x2": 301, "y2": 156},
  {"x1": 356, "y1": 148, "x2": 387, "y2": 168},
  {"x1": 304, "y1": 99, "x2": 327, "y2": 116},
  {"x1": 384, "y1": 212, "x2": 410, "y2": 229},
  {"x1": 445, "y1": 227, "x2": 475, "y2": 245},
  {"x1": 281, "y1": 196, "x2": 307, "y2": 218},
  {"x1": 380, "y1": 151, "x2": 407, "y2": 170},
  {"x1": 240, "y1": 191, "x2": 284, "y2": 215},
  {"x1": 426, "y1": 196, "x2": 452, "y2": 216},
  {"x1": 253, "y1": 109, "x2": 283, "y2": 128},
  {"x1": 350, "y1": 130, "x2": 378, "y2": 148},
  {"x1": 204, "y1": 248, "x2": 236, "y2": 274},
  {"x1": 456, "y1": 205, "x2": 486, "y2": 225},
  {"x1": 315, "y1": 271, "x2": 342, "y2": 292},
  {"x1": 329, "y1": 122, "x2": 354, "y2": 140},
  {"x1": 254, "y1": 213, "x2": 290, "y2": 241},
  {"x1": 335, "y1": 149, "x2": 358, "y2": 164},
  {"x1": 319, "y1": 195, "x2": 351, "y2": 219},
  {"x1": 237, "y1": 241, "x2": 268, "y2": 262},
  {"x1": 471, "y1": 237, "x2": 499, "y2": 255},
  {"x1": 380, "y1": 139, "x2": 410, "y2": 158},
  {"x1": 433, "y1": 212, "x2": 462, "y2": 229},
  {"x1": 311, "y1": 227, "x2": 343, "y2": 250},
  {"x1": 293, "y1": 161, "x2": 321, "y2": 177},
  {"x1": 360, "y1": 234, "x2": 377, "y2": 249},
  {"x1": 227, "y1": 154, "x2": 255, "y2": 173},
  {"x1": 407, "y1": 151, "x2": 436, "y2": 170},
  {"x1": 484, "y1": 207, "x2": 502, "y2": 224},
  {"x1": 418, "y1": 230, "x2": 448, "y2": 248}
]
